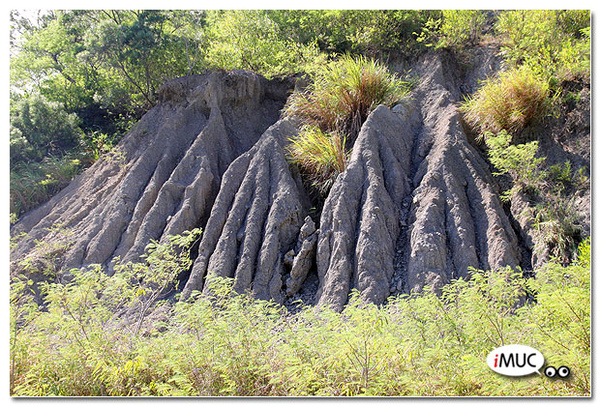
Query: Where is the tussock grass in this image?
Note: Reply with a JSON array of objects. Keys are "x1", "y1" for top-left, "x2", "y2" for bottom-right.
[
  {"x1": 287, "y1": 126, "x2": 350, "y2": 194},
  {"x1": 286, "y1": 55, "x2": 409, "y2": 140},
  {"x1": 460, "y1": 66, "x2": 551, "y2": 136},
  {"x1": 285, "y1": 55, "x2": 410, "y2": 194}
]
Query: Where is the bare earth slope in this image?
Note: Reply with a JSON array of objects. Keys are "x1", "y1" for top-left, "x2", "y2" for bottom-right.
[
  {"x1": 315, "y1": 55, "x2": 520, "y2": 310},
  {"x1": 13, "y1": 53, "x2": 573, "y2": 309},
  {"x1": 11, "y1": 71, "x2": 294, "y2": 277}
]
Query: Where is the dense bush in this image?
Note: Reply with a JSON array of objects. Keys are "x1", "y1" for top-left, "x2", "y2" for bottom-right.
[
  {"x1": 9, "y1": 94, "x2": 90, "y2": 217},
  {"x1": 10, "y1": 156, "x2": 83, "y2": 216},
  {"x1": 268, "y1": 10, "x2": 435, "y2": 57},
  {"x1": 10, "y1": 94, "x2": 82, "y2": 164},
  {"x1": 496, "y1": 10, "x2": 590, "y2": 82},
  {"x1": 204, "y1": 10, "x2": 325, "y2": 78},
  {"x1": 418, "y1": 10, "x2": 487, "y2": 52},
  {"x1": 10, "y1": 230, "x2": 590, "y2": 396}
]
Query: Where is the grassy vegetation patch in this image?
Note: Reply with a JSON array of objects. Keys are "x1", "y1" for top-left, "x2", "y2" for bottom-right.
[
  {"x1": 460, "y1": 66, "x2": 551, "y2": 136},
  {"x1": 285, "y1": 55, "x2": 410, "y2": 195}
]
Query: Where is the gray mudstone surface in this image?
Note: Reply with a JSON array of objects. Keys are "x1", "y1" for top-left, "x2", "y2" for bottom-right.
[{"x1": 13, "y1": 54, "x2": 553, "y2": 310}]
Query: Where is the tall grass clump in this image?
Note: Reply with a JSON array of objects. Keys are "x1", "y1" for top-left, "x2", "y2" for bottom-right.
[
  {"x1": 285, "y1": 55, "x2": 410, "y2": 194},
  {"x1": 10, "y1": 155, "x2": 84, "y2": 217},
  {"x1": 460, "y1": 66, "x2": 551, "y2": 137},
  {"x1": 286, "y1": 55, "x2": 409, "y2": 140},
  {"x1": 287, "y1": 126, "x2": 350, "y2": 194}
]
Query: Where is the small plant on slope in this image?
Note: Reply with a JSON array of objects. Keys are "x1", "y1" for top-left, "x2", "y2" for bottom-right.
[
  {"x1": 460, "y1": 66, "x2": 551, "y2": 136},
  {"x1": 484, "y1": 130, "x2": 546, "y2": 201},
  {"x1": 287, "y1": 126, "x2": 350, "y2": 194}
]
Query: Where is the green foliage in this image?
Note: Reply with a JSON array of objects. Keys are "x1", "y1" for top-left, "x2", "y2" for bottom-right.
[
  {"x1": 460, "y1": 66, "x2": 551, "y2": 135},
  {"x1": 546, "y1": 161, "x2": 588, "y2": 195},
  {"x1": 11, "y1": 238, "x2": 590, "y2": 396},
  {"x1": 484, "y1": 131, "x2": 585, "y2": 264},
  {"x1": 268, "y1": 10, "x2": 434, "y2": 57},
  {"x1": 287, "y1": 127, "x2": 350, "y2": 195},
  {"x1": 485, "y1": 130, "x2": 546, "y2": 201},
  {"x1": 496, "y1": 10, "x2": 590, "y2": 83},
  {"x1": 83, "y1": 10, "x2": 206, "y2": 110},
  {"x1": 204, "y1": 10, "x2": 325, "y2": 78},
  {"x1": 438, "y1": 10, "x2": 487, "y2": 50},
  {"x1": 10, "y1": 10, "x2": 208, "y2": 216},
  {"x1": 10, "y1": 155, "x2": 84, "y2": 216},
  {"x1": 11, "y1": 229, "x2": 202, "y2": 395},
  {"x1": 524, "y1": 239, "x2": 590, "y2": 393},
  {"x1": 418, "y1": 10, "x2": 487, "y2": 52},
  {"x1": 10, "y1": 94, "x2": 82, "y2": 164}
]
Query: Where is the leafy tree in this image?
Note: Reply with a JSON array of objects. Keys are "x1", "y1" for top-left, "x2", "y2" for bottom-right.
[
  {"x1": 10, "y1": 94, "x2": 82, "y2": 164},
  {"x1": 11, "y1": 10, "x2": 207, "y2": 134},
  {"x1": 204, "y1": 10, "x2": 324, "y2": 78},
  {"x1": 83, "y1": 10, "x2": 206, "y2": 111}
]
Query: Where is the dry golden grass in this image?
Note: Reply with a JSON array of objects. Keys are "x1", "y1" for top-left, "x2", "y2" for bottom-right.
[
  {"x1": 287, "y1": 126, "x2": 349, "y2": 194},
  {"x1": 460, "y1": 66, "x2": 551, "y2": 136}
]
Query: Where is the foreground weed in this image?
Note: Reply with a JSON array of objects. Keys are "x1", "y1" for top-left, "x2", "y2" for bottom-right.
[{"x1": 10, "y1": 234, "x2": 590, "y2": 397}]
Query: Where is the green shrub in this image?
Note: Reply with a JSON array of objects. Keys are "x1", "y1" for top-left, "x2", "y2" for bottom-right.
[
  {"x1": 525, "y1": 239, "x2": 590, "y2": 393},
  {"x1": 418, "y1": 10, "x2": 487, "y2": 52},
  {"x1": 460, "y1": 66, "x2": 551, "y2": 135},
  {"x1": 204, "y1": 10, "x2": 325, "y2": 78},
  {"x1": 10, "y1": 94, "x2": 82, "y2": 164},
  {"x1": 484, "y1": 131, "x2": 585, "y2": 263},
  {"x1": 496, "y1": 10, "x2": 590, "y2": 82},
  {"x1": 546, "y1": 161, "x2": 589, "y2": 194},
  {"x1": 11, "y1": 242, "x2": 591, "y2": 396},
  {"x1": 484, "y1": 130, "x2": 546, "y2": 201},
  {"x1": 10, "y1": 229, "x2": 202, "y2": 395},
  {"x1": 267, "y1": 10, "x2": 433, "y2": 57}
]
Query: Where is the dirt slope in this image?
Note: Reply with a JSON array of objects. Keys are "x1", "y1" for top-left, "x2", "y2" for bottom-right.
[
  {"x1": 11, "y1": 52, "x2": 587, "y2": 309},
  {"x1": 314, "y1": 54, "x2": 520, "y2": 310}
]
